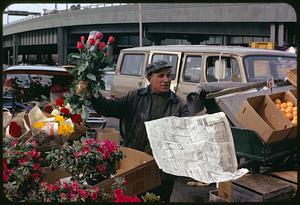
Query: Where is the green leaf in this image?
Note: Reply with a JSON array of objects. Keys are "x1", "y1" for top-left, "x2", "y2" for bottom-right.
[{"x1": 86, "y1": 73, "x2": 97, "y2": 81}]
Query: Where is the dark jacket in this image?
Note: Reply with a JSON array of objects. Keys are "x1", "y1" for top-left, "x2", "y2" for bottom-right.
[{"x1": 91, "y1": 86, "x2": 189, "y2": 153}]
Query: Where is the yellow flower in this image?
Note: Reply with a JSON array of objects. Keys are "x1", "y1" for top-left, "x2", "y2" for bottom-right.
[
  {"x1": 58, "y1": 123, "x2": 74, "y2": 138},
  {"x1": 55, "y1": 115, "x2": 65, "y2": 123},
  {"x1": 33, "y1": 121, "x2": 46, "y2": 129}
]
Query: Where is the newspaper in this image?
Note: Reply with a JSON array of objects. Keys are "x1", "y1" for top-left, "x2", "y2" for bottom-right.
[{"x1": 145, "y1": 112, "x2": 248, "y2": 184}]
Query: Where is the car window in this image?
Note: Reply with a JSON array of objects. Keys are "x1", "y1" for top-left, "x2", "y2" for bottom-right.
[
  {"x1": 4, "y1": 73, "x2": 72, "y2": 105},
  {"x1": 244, "y1": 56, "x2": 296, "y2": 82},
  {"x1": 151, "y1": 54, "x2": 178, "y2": 80},
  {"x1": 120, "y1": 54, "x2": 144, "y2": 76},
  {"x1": 183, "y1": 56, "x2": 202, "y2": 82},
  {"x1": 206, "y1": 56, "x2": 241, "y2": 82}
]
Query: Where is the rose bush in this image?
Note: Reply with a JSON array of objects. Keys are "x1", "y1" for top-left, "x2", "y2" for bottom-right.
[{"x1": 46, "y1": 137, "x2": 123, "y2": 185}]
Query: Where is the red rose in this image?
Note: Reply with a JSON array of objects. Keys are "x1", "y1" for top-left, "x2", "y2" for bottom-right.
[
  {"x1": 71, "y1": 114, "x2": 82, "y2": 124},
  {"x1": 76, "y1": 41, "x2": 84, "y2": 50},
  {"x1": 89, "y1": 38, "x2": 95, "y2": 45},
  {"x1": 80, "y1": 35, "x2": 85, "y2": 42},
  {"x1": 107, "y1": 36, "x2": 115, "y2": 44},
  {"x1": 95, "y1": 31, "x2": 103, "y2": 40},
  {"x1": 44, "y1": 104, "x2": 54, "y2": 113},
  {"x1": 98, "y1": 42, "x2": 106, "y2": 50},
  {"x1": 60, "y1": 107, "x2": 70, "y2": 115},
  {"x1": 56, "y1": 98, "x2": 64, "y2": 106},
  {"x1": 9, "y1": 121, "x2": 22, "y2": 138}
]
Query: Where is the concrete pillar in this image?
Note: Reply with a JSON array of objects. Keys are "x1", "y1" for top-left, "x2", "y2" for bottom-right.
[
  {"x1": 270, "y1": 24, "x2": 276, "y2": 43},
  {"x1": 12, "y1": 34, "x2": 20, "y2": 65},
  {"x1": 57, "y1": 27, "x2": 68, "y2": 66},
  {"x1": 278, "y1": 24, "x2": 284, "y2": 46}
]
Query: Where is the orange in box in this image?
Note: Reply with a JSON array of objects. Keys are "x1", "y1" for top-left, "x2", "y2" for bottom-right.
[
  {"x1": 237, "y1": 95, "x2": 293, "y2": 144},
  {"x1": 269, "y1": 91, "x2": 297, "y2": 139}
]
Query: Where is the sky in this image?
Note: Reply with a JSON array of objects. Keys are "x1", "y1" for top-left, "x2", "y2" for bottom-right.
[{"x1": 3, "y1": 3, "x2": 116, "y2": 25}]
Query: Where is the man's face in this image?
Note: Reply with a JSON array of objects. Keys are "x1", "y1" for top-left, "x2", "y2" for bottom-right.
[{"x1": 148, "y1": 67, "x2": 172, "y2": 93}]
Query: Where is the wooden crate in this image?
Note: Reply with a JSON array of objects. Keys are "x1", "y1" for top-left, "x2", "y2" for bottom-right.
[
  {"x1": 232, "y1": 174, "x2": 295, "y2": 202},
  {"x1": 209, "y1": 190, "x2": 230, "y2": 202},
  {"x1": 272, "y1": 171, "x2": 297, "y2": 193}
]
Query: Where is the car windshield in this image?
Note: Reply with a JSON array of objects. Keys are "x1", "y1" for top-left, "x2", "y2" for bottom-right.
[
  {"x1": 3, "y1": 73, "x2": 73, "y2": 111},
  {"x1": 244, "y1": 55, "x2": 296, "y2": 82}
]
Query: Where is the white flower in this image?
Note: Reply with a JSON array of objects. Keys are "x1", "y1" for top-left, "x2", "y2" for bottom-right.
[
  {"x1": 51, "y1": 109, "x2": 60, "y2": 116},
  {"x1": 65, "y1": 103, "x2": 73, "y2": 113}
]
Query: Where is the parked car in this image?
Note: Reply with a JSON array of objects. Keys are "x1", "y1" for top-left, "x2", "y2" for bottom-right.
[
  {"x1": 3, "y1": 65, "x2": 72, "y2": 112},
  {"x1": 111, "y1": 45, "x2": 296, "y2": 103}
]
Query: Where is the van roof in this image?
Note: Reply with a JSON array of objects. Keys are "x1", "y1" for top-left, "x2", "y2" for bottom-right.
[{"x1": 121, "y1": 45, "x2": 296, "y2": 57}]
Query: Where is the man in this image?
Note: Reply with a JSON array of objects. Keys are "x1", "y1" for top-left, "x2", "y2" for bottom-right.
[{"x1": 76, "y1": 60, "x2": 189, "y2": 202}]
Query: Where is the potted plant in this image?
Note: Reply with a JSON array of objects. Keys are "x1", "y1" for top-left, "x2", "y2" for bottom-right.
[
  {"x1": 47, "y1": 137, "x2": 123, "y2": 185},
  {"x1": 3, "y1": 137, "x2": 49, "y2": 201}
]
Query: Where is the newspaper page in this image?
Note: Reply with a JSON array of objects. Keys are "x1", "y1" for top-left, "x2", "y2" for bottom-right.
[{"x1": 145, "y1": 112, "x2": 248, "y2": 184}]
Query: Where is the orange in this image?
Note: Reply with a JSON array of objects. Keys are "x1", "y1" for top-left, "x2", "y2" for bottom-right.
[
  {"x1": 285, "y1": 107, "x2": 293, "y2": 113},
  {"x1": 293, "y1": 110, "x2": 297, "y2": 116},
  {"x1": 280, "y1": 102, "x2": 287, "y2": 109},
  {"x1": 293, "y1": 106, "x2": 297, "y2": 111},
  {"x1": 274, "y1": 98, "x2": 281, "y2": 104},
  {"x1": 292, "y1": 119, "x2": 297, "y2": 126},
  {"x1": 285, "y1": 112, "x2": 293, "y2": 120},
  {"x1": 275, "y1": 104, "x2": 281, "y2": 109},
  {"x1": 286, "y1": 101, "x2": 293, "y2": 107}
]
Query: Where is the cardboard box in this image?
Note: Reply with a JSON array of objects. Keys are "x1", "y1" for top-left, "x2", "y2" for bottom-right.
[
  {"x1": 237, "y1": 95, "x2": 293, "y2": 143},
  {"x1": 287, "y1": 69, "x2": 297, "y2": 87},
  {"x1": 268, "y1": 91, "x2": 297, "y2": 139},
  {"x1": 44, "y1": 147, "x2": 161, "y2": 196},
  {"x1": 96, "y1": 147, "x2": 161, "y2": 196},
  {"x1": 290, "y1": 89, "x2": 297, "y2": 98},
  {"x1": 95, "y1": 128, "x2": 121, "y2": 145}
]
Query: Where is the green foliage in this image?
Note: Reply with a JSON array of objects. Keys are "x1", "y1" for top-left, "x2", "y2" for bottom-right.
[{"x1": 64, "y1": 31, "x2": 113, "y2": 119}]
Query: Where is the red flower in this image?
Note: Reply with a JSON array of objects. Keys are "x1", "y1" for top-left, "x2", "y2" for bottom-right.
[
  {"x1": 76, "y1": 41, "x2": 85, "y2": 50},
  {"x1": 89, "y1": 38, "x2": 96, "y2": 45},
  {"x1": 96, "y1": 164, "x2": 107, "y2": 174},
  {"x1": 107, "y1": 36, "x2": 115, "y2": 44},
  {"x1": 90, "y1": 191, "x2": 98, "y2": 201},
  {"x1": 78, "y1": 189, "x2": 89, "y2": 199},
  {"x1": 95, "y1": 31, "x2": 103, "y2": 40},
  {"x1": 71, "y1": 114, "x2": 82, "y2": 124},
  {"x1": 28, "y1": 149, "x2": 41, "y2": 159},
  {"x1": 60, "y1": 107, "x2": 70, "y2": 115},
  {"x1": 18, "y1": 157, "x2": 30, "y2": 165},
  {"x1": 98, "y1": 41, "x2": 106, "y2": 50},
  {"x1": 56, "y1": 98, "x2": 64, "y2": 106},
  {"x1": 113, "y1": 188, "x2": 142, "y2": 202},
  {"x1": 80, "y1": 35, "x2": 85, "y2": 42},
  {"x1": 9, "y1": 121, "x2": 22, "y2": 138},
  {"x1": 3, "y1": 159, "x2": 9, "y2": 182},
  {"x1": 44, "y1": 104, "x2": 54, "y2": 113}
]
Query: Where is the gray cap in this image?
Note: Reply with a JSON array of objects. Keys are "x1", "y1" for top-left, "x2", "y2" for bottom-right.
[{"x1": 145, "y1": 60, "x2": 172, "y2": 76}]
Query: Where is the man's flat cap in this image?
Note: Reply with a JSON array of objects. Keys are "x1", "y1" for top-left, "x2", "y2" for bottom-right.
[{"x1": 145, "y1": 60, "x2": 172, "y2": 76}]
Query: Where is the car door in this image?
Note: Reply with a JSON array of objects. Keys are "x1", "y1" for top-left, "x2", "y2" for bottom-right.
[
  {"x1": 176, "y1": 54, "x2": 203, "y2": 101},
  {"x1": 111, "y1": 52, "x2": 148, "y2": 98},
  {"x1": 148, "y1": 51, "x2": 182, "y2": 92}
]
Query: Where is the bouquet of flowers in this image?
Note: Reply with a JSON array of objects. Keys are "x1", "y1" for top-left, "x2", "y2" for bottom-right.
[
  {"x1": 29, "y1": 105, "x2": 75, "y2": 145},
  {"x1": 46, "y1": 137, "x2": 124, "y2": 186},
  {"x1": 5, "y1": 112, "x2": 31, "y2": 141},
  {"x1": 64, "y1": 31, "x2": 115, "y2": 119}
]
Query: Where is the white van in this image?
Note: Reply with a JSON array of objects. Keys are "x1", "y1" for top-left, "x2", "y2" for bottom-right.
[{"x1": 111, "y1": 45, "x2": 296, "y2": 101}]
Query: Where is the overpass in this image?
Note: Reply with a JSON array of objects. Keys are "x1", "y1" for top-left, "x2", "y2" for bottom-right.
[{"x1": 2, "y1": 3, "x2": 296, "y2": 66}]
